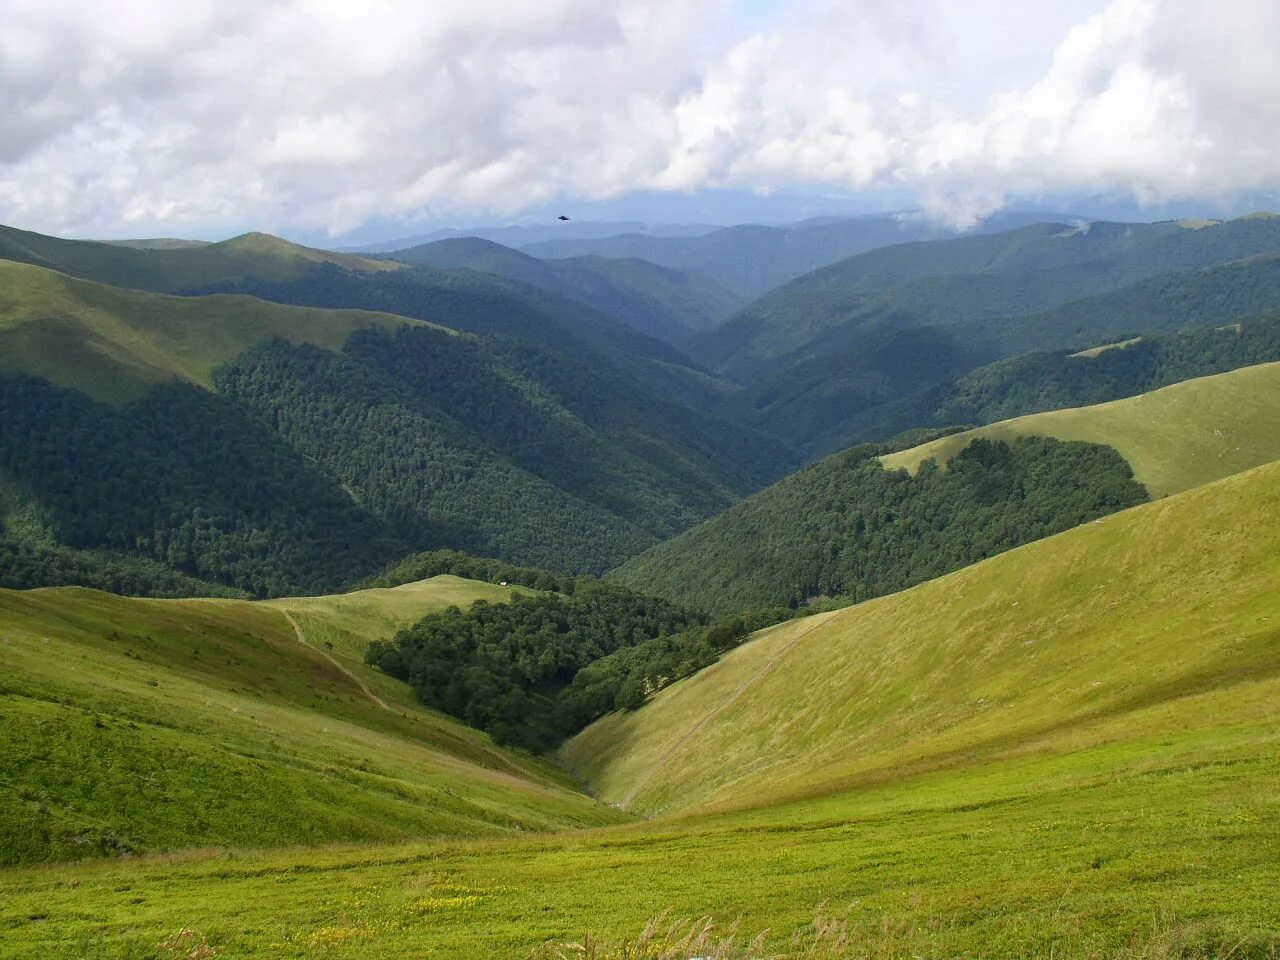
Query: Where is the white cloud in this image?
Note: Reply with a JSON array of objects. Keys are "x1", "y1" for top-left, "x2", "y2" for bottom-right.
[{"x1": 0, "y1": 0, "x2": 1277, "y2": 236}]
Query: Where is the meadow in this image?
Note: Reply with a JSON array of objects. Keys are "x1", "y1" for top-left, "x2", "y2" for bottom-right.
[{"x1": 2, "y1": 467, "x2": 1277, "y2": 958}]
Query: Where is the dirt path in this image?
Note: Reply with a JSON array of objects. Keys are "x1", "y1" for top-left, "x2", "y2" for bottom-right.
[
  {"x1": 618, "y1": 614, "x2": 833, "y2": 810},
  {"x1": 277, "y1": 609, "x2": 393, "y2": 713}
]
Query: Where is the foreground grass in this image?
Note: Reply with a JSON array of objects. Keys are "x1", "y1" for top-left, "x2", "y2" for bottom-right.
[
  {"x1": 879, "y1": 361, "x2": 1280, "y2": 496},
  {"x1": 0, "y1": 577, "x2": 619, "y2": 866},
  {"x1": 0, "y1": 727, "x2": 1274, "y2": 958}
]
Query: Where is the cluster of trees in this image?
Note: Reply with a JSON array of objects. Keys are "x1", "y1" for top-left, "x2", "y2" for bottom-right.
[
  {"x1": 0, "y1": 372, "x2": 403, "y2": 597},
  {"x1": 363, "y1": 549, "x2": 582, "y2": 594},
  {"x1": 613, "y1": 436, "x2": 1149, "y2": 615},
  {"x1": 366, "y1": 580, "x2": 707, "y2": 749}
]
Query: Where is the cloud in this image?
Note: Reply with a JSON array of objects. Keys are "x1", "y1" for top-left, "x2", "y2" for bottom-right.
[{"x1": 0, "y1": 0, "x2": 1277, "y2": 236}]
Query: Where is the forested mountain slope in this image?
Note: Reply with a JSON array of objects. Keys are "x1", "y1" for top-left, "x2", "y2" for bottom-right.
[
  {"x1": 0, "y1": 266, "x2": 793, "y2": 595},
  {"x1": 0, "y1": 222, "x2": 733, "y2": 413},
  {"x1": 697, "y1": 215, "x2": 1280, "y2": 379},
  {"x1": 613, "y1": 362, "x2": 1280, "y2": 613},
  {"x1": 743, "y1": 238, "x2": 1280, "y2": 451},
  {"x1": 568, "y1": 458, "x2": 1280, "y2": 816},
  {"x1": 519, "y1": 211, "x2": 1060, "y2": 298},
  {"x1": 388, "y1": 237, "x2": 744, "y2": 344},
  {"x1": 821, "y1": 310, "x2": 1280, "y2": 450},
  {"x1": 0, "y1": 577, "x2": 622, "y2": 866}
]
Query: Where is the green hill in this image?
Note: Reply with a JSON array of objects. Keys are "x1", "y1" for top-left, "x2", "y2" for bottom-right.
[
  {"x1": 390, "y1": 237, "x2": 744, "y2": 344},
  {"x1": 0, "y1": 223, "x2": 398, "y2": 294},
  {"x1": 697, "y1": 215, "x2": 1280, "y2": 380},
  {"x1": 0, "y1": 259, "x2": 442, "y2": 403},
  {"x1": 0, "y1": 576, "x2": 623, "y2": 866},
  {"x1": 566, "y1": 457, "x2": 1280, "y2": 816},
  {"x1": 612, "y1": 363, "x2": 1280, "y2": 614},
  {"x1": 3, "y1": 466, "x2": 1276, "y2": 958},
  {"x1": 0, "y1": 262, "x2": 794, "y2": 591},
  {"x1": 880, "y1": 361, "x2": 1280, "y2": 497},
  {"x1": 815, "y1": 309, "x2": 1280, "y2": 452}
]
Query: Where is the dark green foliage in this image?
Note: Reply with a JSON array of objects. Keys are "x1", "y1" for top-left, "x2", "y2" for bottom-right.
[
  {"x1": 0, "y1": 373, "x2": 401, "y2": 597},
  {"x1": 556, "y1": 608, "x2": 795, "y2": 726},
  {"x1": 0, "y1": 537, "x2": 248, "y2": 598},
  {"x1": 363, "y1": 549, "x2": 580, "y2": 594},
  {"x1": 611, "y1": 437, "x2": 1150, "y2": 615},
  {"x1": 367, "y1": 581, "x2": 707, "y2": 749},
  {"x1": 217, "y1": 325, "x2": 790, "y2": 574},
  {"x1": 831, "y1": 311, "x2": 1280, "y2": 447}
]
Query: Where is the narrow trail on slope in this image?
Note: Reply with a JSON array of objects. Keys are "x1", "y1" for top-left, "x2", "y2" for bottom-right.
[
  {"x1": 277, "y1": 609, "x2": 393, "y2": 713},
  {"x1": 618, "y1": 614, "x2": 834, "y2": 811}
]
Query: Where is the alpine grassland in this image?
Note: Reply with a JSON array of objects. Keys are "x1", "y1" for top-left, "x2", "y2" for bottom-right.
[
  {"x1": 1, "y1": 463, "x2": 1277, "y2": 958},
  {"x1": 0, "y1": 576, "x2": 621, "y2": 868},
  {"x1": 880, "y1": 360, "x2": 1280, "y2": 496},
  {"x1": 0, "y1": 259, "x2": 438, "y2": 404}
]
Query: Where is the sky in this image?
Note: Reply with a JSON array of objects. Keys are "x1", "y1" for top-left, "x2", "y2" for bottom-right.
[{"x1": 3, "y1": 0, "x2": 1279, "y2": 242}]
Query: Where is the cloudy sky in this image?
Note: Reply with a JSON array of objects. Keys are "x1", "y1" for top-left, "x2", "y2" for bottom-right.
[{"x1": 3, "y1": 0, "x2": 1278, "y2": 241}]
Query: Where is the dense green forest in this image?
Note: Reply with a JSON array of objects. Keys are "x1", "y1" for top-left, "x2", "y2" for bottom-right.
[
  {"x1": 827, "y1": 311, "x2": 1280, "y2": 448},
  {"x1": 0, "y1": 373, "x2": 402, "y2": 596},
  {"x1": 612, "y1": 437, "x2": 1149, "y2": 615},
  {"x1": 367, "y1": 580, "x2": 707, "y2": 749}
]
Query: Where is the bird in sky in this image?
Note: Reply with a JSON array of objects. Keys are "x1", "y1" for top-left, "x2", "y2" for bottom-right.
[{"x1": 557, "y1": 215, "x2": 571, "y2": 221}]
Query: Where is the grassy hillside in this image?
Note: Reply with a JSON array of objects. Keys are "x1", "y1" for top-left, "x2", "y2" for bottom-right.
[
  {"x1": 0, "y1": 576, "x2": 620, "y2": 867},
  {"x1": 0, "y1": 224, "x2": 398, "y2": 294},
  {"x1": 566, "y1": 458, "x2": 1280, "y2": 816},
  {"x1": 389, "y1": 237, "x2": 744, "y2": 343},
  {"x1": 612, "y1": 362, "x2": 1280, "y2": 614},
  {"x1": 817, "y1": 309, "x2": 1280, "y2": 452},
  {"x1": 0, "y1": 259, "x2": 437, "y2": 404},
  {"x1": 2, "y1": 468, "x2": 1276, "y2": 957},
  {"x1": 881, "y1": 361, "x2": 1280, "y2": 497}
]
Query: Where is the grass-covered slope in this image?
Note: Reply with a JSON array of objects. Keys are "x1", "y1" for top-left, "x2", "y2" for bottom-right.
[
  {"x1": 616, "y1": 363, "x2": 1280, "y2": 615},
  {"x1": 3, "y1": 473, "x2": 1276, "y2": 958},
  {"x1": 0, "y1": 259, "x2": 438, "y2": 404},
  {"x1": 0, "y1": 577, "x2": 620, "y2": 867},
  {"x1": 818, "y1": 309, "x2": 1280, "y2": 451},
  {"x1": 0, "y1": 223, "x2": 398, "y2": 294},
  {"x1": 881, "y1": 361, "x2": 1280, "y2": 497},
  {"x1": 566, "y1": 458, "x2": 1280, "y2": 817}
]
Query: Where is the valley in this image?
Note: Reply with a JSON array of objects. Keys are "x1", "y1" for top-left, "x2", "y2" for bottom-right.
[{"x1": 2, "y1": 209, "x2": 1279, "y2": 959}]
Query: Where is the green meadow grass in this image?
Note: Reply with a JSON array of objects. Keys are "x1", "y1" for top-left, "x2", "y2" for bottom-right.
[
  {"x1": 0, "y1": 260, "x2": 443, "y2": 403},
  {"x1": 879, "y1": 361, "x2": 1280, "y2": 496},
  {"x1": 1, "y1": 469, "x2": 1277, "y2": 957},
  {"x1": 0, "y1": 577, "x2": 621, "y2": 868}
]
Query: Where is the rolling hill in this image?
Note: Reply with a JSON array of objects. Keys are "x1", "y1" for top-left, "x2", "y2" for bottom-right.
[
  {"x1": 0, "y1": 262, "x2": 794, "y2": 593},
  {"x1": 3, "y1": 462, "x2": 1275, "y2": 958},
  {"x1": 695, "y1": 215, "x2": 1280, "y2": 380},
  {"x1": 0, "y1": 576, "x2": 623, "y2": 866},
  {"x1": 813, "y1": 308, "x2": 1280, "y2": 453},
  {"x1": 612, "y1": 362, "x2": 1280, "y2": 613},
  {"x1": 0, "y1": 222, "x2": 736, "y2": 413},
  {"x1": 387, "y1": 237, "x2": 744, "y2": 344},
  {"x1": 519, "y1": 211, "x2": 1061, "y2": 299},
  {"x1": 567, "y1": 456, "x2": 1280, "y2": 816}
]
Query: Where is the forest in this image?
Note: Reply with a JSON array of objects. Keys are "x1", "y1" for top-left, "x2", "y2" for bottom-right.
[{"x1": 613, "y1": 436, "x2": 1150, "y2": 614}]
